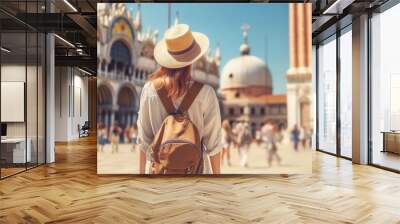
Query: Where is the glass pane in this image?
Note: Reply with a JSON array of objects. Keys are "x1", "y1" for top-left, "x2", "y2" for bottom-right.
[
  {"x1": 38, "y1": 32, "x2": 45, "y2": 165},
  {"x1": 312, "y1": 45, "x2": 317, "y2": 150},
  {"x1": 1, "y1": 31, "x2": 27, "y2": 177},
  {"x1": 317, "y1": 35, "x2": 337, "y2": 154},
  {"x1": 371, "y1": 4, "x2": 400, "y2": 171},
  {"x1": 27, "y1": 31, "x2": 38, "y2": 169},
  {"x1": 26, "y1": 0, "x2": 40, "y2": 169},
  {"x1": 339, "y1": 28, "x2": 352, "y2": 158},
  {"x1": 0, "y1": 0, "x2": 46, "y2": 178}
]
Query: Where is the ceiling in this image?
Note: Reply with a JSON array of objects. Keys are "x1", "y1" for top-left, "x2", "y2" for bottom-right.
[
  {"x1": 1, "y1": 0, "x2": 394, "y2": 73},
  {"x1": 0, "y1": 0, "x2": 97, "y2": 74},
  {"x1": 311, "y1": 0, "x2": 390, "y2": 43}
]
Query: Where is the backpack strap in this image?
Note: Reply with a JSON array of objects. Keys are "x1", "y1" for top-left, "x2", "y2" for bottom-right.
[
  {"x1": 178, "y1": 82, "x2": 204, "y2": 113},
  {"x1": 152, "y1": 79, "x2": 175, "y2": 114}
]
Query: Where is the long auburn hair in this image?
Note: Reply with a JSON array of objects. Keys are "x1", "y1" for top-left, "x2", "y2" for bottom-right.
[{"x1": 149, "y1": 65, "x2": 192, "y2": 100}]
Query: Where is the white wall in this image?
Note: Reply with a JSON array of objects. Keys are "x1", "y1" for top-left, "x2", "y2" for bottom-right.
[
  {"x1": 1, "y1": 65, "x2": 37, "y2": 137},
  {"x1": 1, "y1": 63, "x2": 46, "y2": 164},
  {"x1": 55, "y1": 67, "x2": 68, "y2": 141},
  {"x1": 54, "y1": 67, "x2": 89, "y2": 141}
]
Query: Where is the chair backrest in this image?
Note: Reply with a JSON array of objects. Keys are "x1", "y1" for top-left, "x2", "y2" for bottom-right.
[{"x1": 82, "y1": 121, "x2": 90, "y2": 129}]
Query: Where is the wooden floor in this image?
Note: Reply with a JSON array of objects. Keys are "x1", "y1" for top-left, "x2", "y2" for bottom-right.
[
  {"x1": 1, "y1": 136, "x2": 400, "y2": 223},
  {"x1": 373, "y1": 150, "x2": 400, "y2": 171}
]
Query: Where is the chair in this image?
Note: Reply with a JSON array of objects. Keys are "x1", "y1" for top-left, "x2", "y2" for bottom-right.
[{"x1": 78, "y1": 121, "x2": 90, "y2": 138}]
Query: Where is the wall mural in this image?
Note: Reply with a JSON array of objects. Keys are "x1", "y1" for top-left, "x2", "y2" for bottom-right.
[{"x1": 97, "y1": 3, "x2": 313, "y2": 175}]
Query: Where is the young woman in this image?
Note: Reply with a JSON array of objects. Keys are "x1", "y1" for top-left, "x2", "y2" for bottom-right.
[
  {"x1": 221, "y1": 120, "x2": 233, "y2": 166},
  {"x1": 137, "y1": 24, "x2": 223, "y2": 174}
]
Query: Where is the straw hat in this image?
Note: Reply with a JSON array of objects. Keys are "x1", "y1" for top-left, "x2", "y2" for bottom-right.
[{"x1": 154, "y1": 24, "x2": 209, "y2": 69}]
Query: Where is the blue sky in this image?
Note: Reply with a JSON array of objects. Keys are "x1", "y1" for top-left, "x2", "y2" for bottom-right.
[{"x1": 127, "y1": 3, "x2": 289, "y2": 94}]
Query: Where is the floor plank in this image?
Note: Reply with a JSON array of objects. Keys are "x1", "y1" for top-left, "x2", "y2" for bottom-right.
[{"x1": 0, "y1": 136, "x2": 399, "y2": 223}]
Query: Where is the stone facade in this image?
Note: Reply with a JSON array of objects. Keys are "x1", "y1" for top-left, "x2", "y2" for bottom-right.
[{"x1": 97, "y1": 3, "x2": 220, "y2": 128}]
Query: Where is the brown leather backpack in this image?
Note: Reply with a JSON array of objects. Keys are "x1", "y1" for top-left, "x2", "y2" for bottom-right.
[{"x1": 150, "y1": 79, "x2": 204, "y2": 174}]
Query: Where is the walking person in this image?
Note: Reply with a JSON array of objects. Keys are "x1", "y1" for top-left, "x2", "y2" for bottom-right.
[
  {"x1": 268, "y1": 123, "x2": 283, "y2": 167},
  {"x1": 291, "y1": 124, "x2": 300, "y2": 151},
  {"x1": 261, "y1": 120, "x2": 274, "y2": 164},
  {"x1": 231, "y1": 122, "x2": 240, "y2": 152},
  {"x1": 302, "y1": 127, "x2": 311, "y2": 149},
  {"x1": 299, "y1": 126, "x2": 306, "y2": 149},
  {"x1": 124, "y1": 125, "x2": 131, "y2": 144},
  {"x1": 110, "y1": 122, "x2": 122, "y2": 154},
  {"x1": 308, "y1": 127, "x2": 313, "y2": 149},
  {"x1": 125, "y1": 123, "x2": 138, "y2": 152},
  {"x1": 97, "y1": 123, "x2": 108, "y2": 152},
  {"x1": 137, "y1": 24, "x2": 222, "y2": 174},
  {"x1": 237, "y1": 121, "x2": 252, "y2": 167},
  {"x1": 221, "y1": 120, "x2": 233, "y2": 166},
  {"x1": 255, "y1": 128, "x2": 262, "y2": 146}
]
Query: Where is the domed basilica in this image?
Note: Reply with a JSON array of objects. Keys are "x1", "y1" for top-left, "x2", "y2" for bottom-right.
[{"x1": 220, "y1": 27, "x2": 287, "y2": 135}]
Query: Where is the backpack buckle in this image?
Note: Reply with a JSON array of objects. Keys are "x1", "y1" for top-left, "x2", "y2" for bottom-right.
[{"x1": 171, "y1": 108, "x2": 184, "y2": 115}]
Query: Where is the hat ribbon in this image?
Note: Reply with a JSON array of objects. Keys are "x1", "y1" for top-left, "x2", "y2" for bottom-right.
[{"x1": 168, "y1": 40, "x2": 197, "y2": 56}]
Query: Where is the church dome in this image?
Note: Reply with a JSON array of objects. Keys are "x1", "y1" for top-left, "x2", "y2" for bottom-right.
[
  {"x1": 220, "y1": 24, "x2": 272, "y2": 91},
  {"x1": 220, "y1": 55, "x2": 272, "y2": 90}
]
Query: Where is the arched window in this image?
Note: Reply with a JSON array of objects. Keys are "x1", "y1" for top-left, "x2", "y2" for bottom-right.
[
  {"x1": 229, "y1": 107, "x2": 235, "y2": 116},
  {"x1": 110, "y1": 40, "x2": 132, "y2": 74},
  {"x1": 260, "y1": 107, "x2": 265, "y2": 115},
  {"x1": 250, "y1": 107, "x2": 255, "y2": 115}
]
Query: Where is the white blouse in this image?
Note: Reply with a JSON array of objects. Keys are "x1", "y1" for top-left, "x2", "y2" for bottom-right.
[{"x1": 137, "y1": 81, "x2": 223, "y2": 174}]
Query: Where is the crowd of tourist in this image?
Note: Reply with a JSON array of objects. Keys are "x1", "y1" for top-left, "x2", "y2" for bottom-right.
[
  {"x1": 98, "y1": 120, "x2": 313, "y2": 168},
  {"x1": 221, "y1": 119, "x2": 313, "y2": 168}
]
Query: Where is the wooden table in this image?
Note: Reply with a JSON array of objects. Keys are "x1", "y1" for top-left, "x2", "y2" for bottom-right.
[{"x1": 381, "y1": 131, "x2": 400, "y2": 154}]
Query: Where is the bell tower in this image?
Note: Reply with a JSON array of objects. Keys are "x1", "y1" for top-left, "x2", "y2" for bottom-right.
[{"x1": 286, "y1": 3, "x2": 312, "y2": 130}]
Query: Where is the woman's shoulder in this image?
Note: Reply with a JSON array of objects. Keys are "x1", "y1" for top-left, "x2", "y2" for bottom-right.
[
  {"x1": 198, "y1": 83, "x2": 216, "y2": 98},
  {"x1": 142, "y1": 81, "x2": 154, "y2": 91},
  {"x1": 141, "y1": 81, "x2": 158, "y2": 98}
]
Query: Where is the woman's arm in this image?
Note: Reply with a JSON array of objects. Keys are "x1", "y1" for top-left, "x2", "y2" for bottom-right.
[
  {"x1": 136, "y1": 83, "x2": 154, "y2": 174},
  {"x1": 210, "y1": 152, "x2": 221, "y2": 174},
  {"x1": 139, "y1": 150, "x2": 146, "y2": 174},
  {"x1": 202, "y1": 87, "x2": 223, "y2": 174}
]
